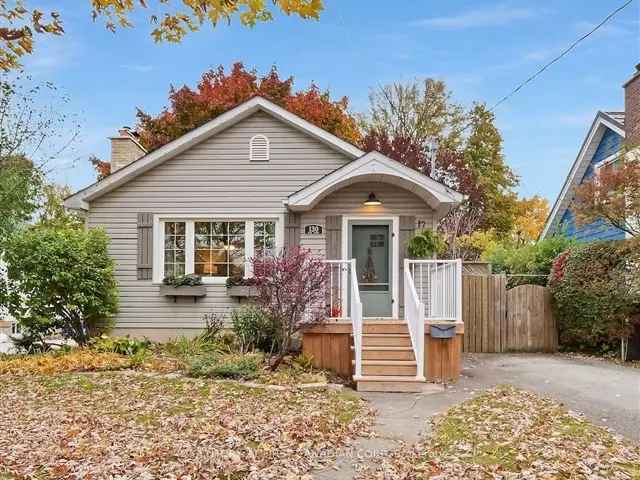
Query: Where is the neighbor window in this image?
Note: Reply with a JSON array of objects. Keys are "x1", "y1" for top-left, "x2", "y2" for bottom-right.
[
  {"x1": 164, "y1": 221, "x2": 186, "y2": 277},
  {"x1": 157, "y1": 218, "x2": 280, "y2": 283},
  {"x1": 195, "y1": 221, "x2": 245, "y2": 277},
  {"x1": 254, "y1": 221, "x2": 276, "y2": 258}
]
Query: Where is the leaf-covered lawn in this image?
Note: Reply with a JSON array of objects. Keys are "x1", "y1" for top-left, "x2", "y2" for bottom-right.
[
  {"x1": 359, "y1": 385, "x2": 640, "y2": 479},
  {"x1": 0, "y1": 372, "x2": 373, "y2": 479}
]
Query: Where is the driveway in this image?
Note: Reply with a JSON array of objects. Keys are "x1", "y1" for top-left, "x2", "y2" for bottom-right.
[
  {"x1": 314, "y1": 353, "x2": 640, "y2": 479},
  {"x1": 456, "y1": 354, "x2": 638, "y2": 439}
]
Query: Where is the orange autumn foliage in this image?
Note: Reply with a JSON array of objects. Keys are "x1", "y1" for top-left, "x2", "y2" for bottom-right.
[{"x1": 136, "y1": 62, "x2": 361, "y2": 152}]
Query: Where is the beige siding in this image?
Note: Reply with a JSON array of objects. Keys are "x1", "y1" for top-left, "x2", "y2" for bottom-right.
[
  {"x1": 88, "y1": 112, "x2": 351, "y2": 336},
  {"x1": 300, "y1": 182, "x2": 436, "y2": 256}
]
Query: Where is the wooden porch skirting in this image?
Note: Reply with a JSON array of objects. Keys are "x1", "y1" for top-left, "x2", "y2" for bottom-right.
[{"x1": 302, "y1": 321, "x2": 464, "y2": 383}]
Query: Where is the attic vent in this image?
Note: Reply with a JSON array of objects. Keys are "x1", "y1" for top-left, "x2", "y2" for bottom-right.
[{"x1": 249, "y1": 134, "x2": 270, "y2": 161}]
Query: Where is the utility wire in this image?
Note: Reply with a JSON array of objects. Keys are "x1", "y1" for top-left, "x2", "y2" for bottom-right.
[{"x1": 486, "y1": 0, "x2": 636, "y2": 115}]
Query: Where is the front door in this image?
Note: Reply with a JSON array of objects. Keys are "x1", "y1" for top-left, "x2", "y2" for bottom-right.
[{"x1": 349, "y1": 221, "x2": 393, "y2": 317}]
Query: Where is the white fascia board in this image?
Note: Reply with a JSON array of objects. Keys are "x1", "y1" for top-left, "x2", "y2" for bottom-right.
[
  {"x1": 540, "y1": 112, "x2": 625, "y2": 239},
  {"x1": 599, "y1": 112, "x2": 626, "y2": 137},
  {"x1": 593, "y1": 151, "x2": 621, "y2": 171},
  {"x1": 63, "y1": 96, "x2": 364, "y2": 210},
  {"x1": 288, "y1": 151, "x2": 464, "y2": 211}
]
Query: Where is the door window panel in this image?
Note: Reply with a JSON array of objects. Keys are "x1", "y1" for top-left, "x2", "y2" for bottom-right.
[{"x1": 352, "y1": 225, "x2": 389, "y2": 292}]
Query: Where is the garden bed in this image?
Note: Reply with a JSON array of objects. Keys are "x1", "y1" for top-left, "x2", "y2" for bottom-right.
[
  {"x1": 0, "y1": 341, "x2": 347, "y2": 386},
  {"x1": 0, "y1": 371, "x2": 373, "y2": 479}
]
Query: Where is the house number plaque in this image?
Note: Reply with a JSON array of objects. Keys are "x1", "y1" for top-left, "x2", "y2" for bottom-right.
[{"x1": 304, "y1": 224, "x2": 323, "y2": 235}]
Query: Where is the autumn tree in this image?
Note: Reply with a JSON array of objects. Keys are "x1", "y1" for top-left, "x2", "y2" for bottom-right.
[
  {"x1": 513, "y1": 195, "x2": 550, "y2": 243},
  {"x1": 90, "y1": 155, "x2": 111, "y2": 181},
  {"x1": 137, "y1": 62, "x2": 361, "y2": 149},
  {"x1": 0, "y1": 155, "x2": 41, "y2": 244},
  {"x1": 363, "y1": 79, "x2": 519, "y2": 242},
  {"x1": 367, "y1": 78, "x2": 465, "y2": 159},
  {"x1": 573, "y1": 153, "x2": 640, "y2": 237},
  {"x1": 463, "y1": 103, "x2": 519, "y2": 235},
  {"x1": 0, "y1": 1, "x2": 323, "y2": 71},
  {"x1": 0, "y1": 74, "x2": 78, "y2": 245}
]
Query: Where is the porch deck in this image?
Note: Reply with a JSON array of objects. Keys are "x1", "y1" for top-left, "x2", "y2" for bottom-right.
[
  {"x1": 309, "y1": 258, "x2": 464, "y2": 392},
  {"x1": 302, "y1": 318, "x2": 464, "y2": 391}
]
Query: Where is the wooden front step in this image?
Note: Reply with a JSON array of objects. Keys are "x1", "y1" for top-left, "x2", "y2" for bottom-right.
[
  {"x1": 354, "y1": 360, "x2": 417, "y2": 376},
  {"x1": 362, "y1": 321, "x2": 409, "y2": 334},
  {"x1": 362, "y1": 334, "x2": 412, "y2": 347},
  {"x1": 356, "y1": 376, "x2": 425, "y2": 393},
  {"x1": 355, "y1": 346, "x2": 415, "y2": 361}
]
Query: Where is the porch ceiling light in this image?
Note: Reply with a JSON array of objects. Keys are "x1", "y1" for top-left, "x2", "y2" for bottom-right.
[{"x1": 363, "y1": 192, "x2": 382, "y2": 206}]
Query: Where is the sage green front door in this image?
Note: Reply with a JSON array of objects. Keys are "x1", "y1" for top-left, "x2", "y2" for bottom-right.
[{"x1": 349, "y1": 221, "x2": 393, "y2": 317}]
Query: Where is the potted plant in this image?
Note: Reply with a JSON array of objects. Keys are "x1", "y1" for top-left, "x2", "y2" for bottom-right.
[
  {"x1": 160, "y1": 273, "x2": 206, "y2": 302},
  {"x1": 226, "y1": 275, "x2": 259, "y2": 297},
  {"x1": 406, "y1": 230, "x2": 447, "y2": 259}
]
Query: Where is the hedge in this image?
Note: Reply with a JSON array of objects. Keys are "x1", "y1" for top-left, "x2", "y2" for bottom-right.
[{"x1": 549, "y1": 239, "x2": 640, "y2": 353}]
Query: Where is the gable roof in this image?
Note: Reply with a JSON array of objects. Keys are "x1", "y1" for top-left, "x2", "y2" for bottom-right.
[
  {"x1": 287, "y1": 151, "x2": 464, "y2": 215},
  {"x1": 540, "y1": 111, "x2": 625, "y2": 239},
  {"x1": 64, "y1": 96, "x2": 364, "y2": 210},
  {"x1": 604, "y1": 111, "x2": 625, "y2": 129}
]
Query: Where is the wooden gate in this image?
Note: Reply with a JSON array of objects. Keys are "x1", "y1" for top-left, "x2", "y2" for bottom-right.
[
  {"x1": 506, "y1": 284, "x2": 556, "y2": 352},
  {"x1": 463, "y1": 275, "x2": 557, "y2": 353}
]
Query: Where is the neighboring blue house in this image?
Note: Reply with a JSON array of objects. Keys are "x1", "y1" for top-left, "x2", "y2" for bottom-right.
[{"x1": 541, "y1": 110, "x2": 628, "y2": 241}]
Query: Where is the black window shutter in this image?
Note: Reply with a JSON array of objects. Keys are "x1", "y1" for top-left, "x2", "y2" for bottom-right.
[
  {"x1": 325, "y1": 215, "x2": 342, "y2": 260},
  {"x1": 283, "y1": 212, "x2": 301, "y2": 251},
  {"x1": 137, "y1": 212, "x2": 153, "y2": 280}
]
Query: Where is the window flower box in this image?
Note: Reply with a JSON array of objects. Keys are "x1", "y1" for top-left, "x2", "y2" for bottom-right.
[
  {"x1": 226, "y1": 275, "x2": 258, "y2": 297},
  {"x1": 159, "y1": 285, "x2": 207, "y2": 302},
  {"x1": 227, "y1": 286, "x2": 259, "y2": 297}
]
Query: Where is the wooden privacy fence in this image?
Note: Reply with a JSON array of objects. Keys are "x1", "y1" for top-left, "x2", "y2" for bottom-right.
[{"x1": 463, "y1": 275, "x2": 557, "y2": 353}]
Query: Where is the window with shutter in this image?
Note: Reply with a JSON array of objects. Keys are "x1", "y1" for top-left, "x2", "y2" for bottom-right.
[{"x1": 249, "y1": 134, "x2": 269, "y2": 161}]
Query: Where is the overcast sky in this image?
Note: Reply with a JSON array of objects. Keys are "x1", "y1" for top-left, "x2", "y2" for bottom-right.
[{"x1": 32, "y1": 0, "x2": 639, "y2": 202}]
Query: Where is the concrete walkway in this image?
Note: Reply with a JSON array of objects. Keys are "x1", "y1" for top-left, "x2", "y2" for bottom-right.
[{"x1": 313, "y1": 353, "x2": 640, "y2": 479}]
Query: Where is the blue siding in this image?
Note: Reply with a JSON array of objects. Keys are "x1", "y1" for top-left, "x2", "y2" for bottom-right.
[{"x1": 556, "y1": 127, "x2": 626, "y2": 242}]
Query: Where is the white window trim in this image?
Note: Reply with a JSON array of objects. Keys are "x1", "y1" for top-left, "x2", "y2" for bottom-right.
[
  {"x1": 593, "y1": 151, "x2": 619, "y2": 172},
  {"x1": 152, "y1": 214, "x2": 284, "y2": 284},
  {"x1": 249, "y1": 134, "x2": 270, "y2": 161}
]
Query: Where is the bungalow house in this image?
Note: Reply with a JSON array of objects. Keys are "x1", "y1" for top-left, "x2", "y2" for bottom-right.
[
  {"x1": 541, "y1": 65, "x2": 639, "y2": 240},
  {"x1": 64, "y1": 96, "x2": 465, "y2": 392}
]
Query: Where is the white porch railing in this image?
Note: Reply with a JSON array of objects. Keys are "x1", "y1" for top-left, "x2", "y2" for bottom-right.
[
  {"x1": 404, "y1": 259, "x2": 425, "y2": 380},
  {"x1": 407, "y1": 259, "x2": 463, "y2": 321},
  {"x1": 404, "y1": 259, "x2": 463, "y2": 380},
  {"x1": 324, "y1": 259, "x2": 363, "y2": 378}
]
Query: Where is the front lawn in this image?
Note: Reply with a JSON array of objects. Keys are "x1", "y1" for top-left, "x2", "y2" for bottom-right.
[
  {"x1": 359, "y1": 385, "x2": 640, "y2": 479},
  {"x1": 0, "y1": 372, "x2": 373, "y2": 479}
]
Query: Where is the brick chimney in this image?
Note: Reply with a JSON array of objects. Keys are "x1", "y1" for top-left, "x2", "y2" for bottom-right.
[
  {"x1": 623, "y1": 63, "x2": 640, "y2": 149},
  {"x1": 110, "y1": 127, "x2": 147, "y2": 172}
]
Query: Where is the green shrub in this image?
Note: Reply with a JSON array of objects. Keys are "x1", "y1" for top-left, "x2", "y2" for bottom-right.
[
  {"x1": 231, "y1": 305, "x2": 279, "y2": 353},
  {"x1": 549, "y1": 240, "x2": 640, "y2": 354},
  {"x1": 188, "y1": 353, "x2": 263, "y2": 380},
  {"x1": 407, "y1": 230, "x2": 447, "y2": 259},
  {"x1": 454, "y1": 230, "x2": 500, "y2": 261},
  {"x1": 158, "y1": 335, "x2": 224, "y2": 359},
  {"x1": 91, "y1": 336, "x2": 151, "y2": 356},
  {"x1": 225, "y1": 275, "x2": 257, "y2": 288},
  {"x1": 484, "y1": 236, "x2": 574, "y2": 287},
  {"x1": 0, "y1": 225, "x2": 119, "y2": 348},
  {"x1": 292, "y1": 352, "x2": 315, "y2": 372},
  {"x1": 162, "y1": 273, "x2": 202, "y2": 287},
  {"x1": 198, "y1": 311, "x2": 224, "y2": 343}
]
